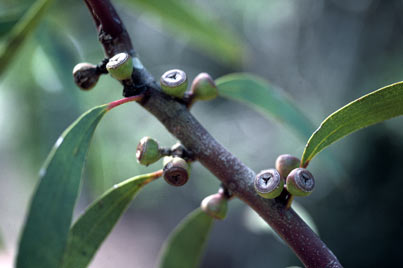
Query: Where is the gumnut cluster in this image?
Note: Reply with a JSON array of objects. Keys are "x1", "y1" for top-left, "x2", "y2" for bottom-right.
[
  {"x1": 160, "y1": 69, "x2": 218, "y2": 103},
  {"x1": 73, "y1": 52, "x2": 133, "y2": 91},
  {"x1": 254, "y1": 154, "x2": 315, "y2": 199}
]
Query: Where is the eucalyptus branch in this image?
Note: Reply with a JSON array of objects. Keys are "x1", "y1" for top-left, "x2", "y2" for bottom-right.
[{"x1": 84, "y1": 0, "x2": 342, "y2": 267}]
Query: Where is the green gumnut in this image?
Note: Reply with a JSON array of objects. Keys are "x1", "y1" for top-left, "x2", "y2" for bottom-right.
[
  {"x1": 286, "y1": 168, "x2": 315, "y2": 197},
  {"x1": 190, "y1": 72, "x2": 218, "y2": 101},
  {"x1": 106, "y1": 53, "x2": 133, "y2": 81},
  {"x1": 160, "y1": 69, "x2": 188, "y2": 98},
  {"x1": 254, "y1": 169, "x2": 284, "y2": 199},
  {"x1": 201, "y1": 193, "x2": 228, "y2": 220},
  {"x1": 275, "y1": 154, "x2": 301, "y2": 179},
  {"x1": 136, "y1": 137, "x2": 162, "y2": 166}
]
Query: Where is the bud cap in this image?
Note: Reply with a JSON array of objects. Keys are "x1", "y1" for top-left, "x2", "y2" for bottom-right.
[
  {"x1": 72, "y1": 63, "x2": 100, "y2": 90},
  {"x1": 275, "y1": 154, "x2": 300, "y2": 179},
  {"x1": 190, "y1": 72, "x2": 218, "y2": 101},
  {"x1": 201, "y1": 193, "x2": 228, "y2": 220}
]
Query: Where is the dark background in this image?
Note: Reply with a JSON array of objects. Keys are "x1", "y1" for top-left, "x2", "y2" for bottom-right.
[{"x1": 0, "y1": 0, "x2": 402, "y2": 267}]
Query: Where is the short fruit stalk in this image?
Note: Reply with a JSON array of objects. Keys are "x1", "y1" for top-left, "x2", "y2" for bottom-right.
[{"x1": 201, "y1": 192, "x2": 228, "y2": 220}]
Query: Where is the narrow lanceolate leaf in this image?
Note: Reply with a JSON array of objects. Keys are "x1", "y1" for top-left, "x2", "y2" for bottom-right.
[
  {"x1": 0, "y1": 0, "x2": 53, "y2": 77},
  {"x1": 124, "y1": 0, "x2": 244, "y2": 65},
  {"x1": 216, "y1": 73, "x2": 316, "y2": 140},
  {"x1": 158, "y1": 209, "x2": 214, "y2": 268},
  {"x1": 16, "y1": 104, "x2": 108, "y2": 268},
  {"x1": 61, "y1": 171, "x2": 162, "y2": 268},
  {"x1": 301, "y1": 82, "x2": 403, "y2": 167}
]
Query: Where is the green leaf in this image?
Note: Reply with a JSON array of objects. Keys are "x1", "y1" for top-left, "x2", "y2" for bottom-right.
[
  {"x1": 216, "y1": 73, "x2": 316, "y2": 140},
  {"x1": 61, "y1": 171, "x2": 162, "y2": 268},
  {"x1": 301, "y1": 82, "x2": 403, "y2": 167},
  {"x1": 0, "y1": 0, "x2": 53, "y2": 77},
  {"x1": 158, "y1": 209, "x2": 214, "y2": 268},
  {"x1": 16, "y1": 104, "x2": 108, "y2": 268},
  {"x1": 124, "y1": 0, "x2": 244, "y2": 65}
]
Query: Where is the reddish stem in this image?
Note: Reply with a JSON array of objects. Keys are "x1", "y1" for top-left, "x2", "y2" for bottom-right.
[{"x1": 107, "y1": 94, "x2": 144, "y2": 110}]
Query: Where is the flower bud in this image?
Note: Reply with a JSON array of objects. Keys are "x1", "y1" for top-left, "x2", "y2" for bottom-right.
[
  {"x1": 160, "y1": 69, "x2": 188, "y2": 98},
  {"x1": 286, "y1": 168, "x2": 315, "y2": 197},
  {"x1": 72, "y1": 63, "x2": 100, "y2": 90},
  {"x1": 190, "y1": 73, "x2": 218, "y2": 101},
  {"x1": 201, "y1": 193, "x2": 228, "y2": 220},
  {"x1": 106, "y1": 52, "x2": 133, "y2": 81},
  {"x1": 162, "y1": 156, "x2": 190, "y2": 186},
  {"x1": 254, "y1": 169, "x2": 284, "y2": 199},
  {"x1": 136, "y1": 137, "x2": 162, "y2": 166},
  {"x1": 275, "y1": 154, "x2": 300, "y2": 179}
]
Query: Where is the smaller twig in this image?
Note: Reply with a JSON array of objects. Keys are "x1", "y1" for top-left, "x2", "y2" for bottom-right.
[
  {"x1": 95, "y1": 58, "x2": 109, "y2": 74},
  {"x1": 107, "y1": 94, "x2": 144, "y2": 110}
]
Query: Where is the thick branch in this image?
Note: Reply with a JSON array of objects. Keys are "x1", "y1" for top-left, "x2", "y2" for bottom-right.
[
  {"x1": 84, "y1": 0, "x2": 342, "y2": 267},
  {"x1": 84, "y1": 0, "x2": 134, "y2": 57}
]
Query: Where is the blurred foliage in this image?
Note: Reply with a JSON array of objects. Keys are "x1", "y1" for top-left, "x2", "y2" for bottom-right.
[
  {"x1": 0, "y1": 229, "x2": 4, "y2": 251},
  {"x1": 123, "y1": 0, "x2": 245, "y2": 65},
  {"x1": 0, "y1": 8, "x2": 23, "y2": 38},
  {"x1": 216, "y1": 73, "x2": 315, "y2": 140},
  {"x1": 0, "y1": 0, "x2": 403, "y2": 267},
  {"x1": 243, "y1": 201, "x2": 318, "y2": 237},
  {"x1": 0, "y1": 0, "x2": 53, "y2": 76}
]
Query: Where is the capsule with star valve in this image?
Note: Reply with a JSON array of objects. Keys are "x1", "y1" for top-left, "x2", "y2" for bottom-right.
[
  {"x1": 285, "y1": 168, "x2": 315, "y2": 197},
  {"x1": 106, "y1": 52, "x2": 133, "y2": 81},
  {"x1": 160, "y1": 69, "x2": 188, "y2": 98},
  {"x1": 162, "y1": 156, "x2": 190, "y2": 186},
  {"x1": 254, "y1": 169, "x2": 284, "y2": 199}
]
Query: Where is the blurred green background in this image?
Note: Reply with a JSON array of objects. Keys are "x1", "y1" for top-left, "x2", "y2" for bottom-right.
[{"x1": 1, "y1": 0, "x2": 403, "y2": 267}]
